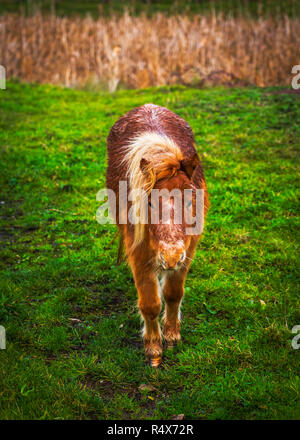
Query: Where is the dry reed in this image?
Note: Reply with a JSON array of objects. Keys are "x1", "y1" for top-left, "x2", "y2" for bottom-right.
[{"x1": 0, "y1": 12, "x2": 299, "y2": 90}]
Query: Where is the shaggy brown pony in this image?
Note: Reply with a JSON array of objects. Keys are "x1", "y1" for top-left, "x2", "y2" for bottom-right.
[{"x1": 106, "y1": 104, "x2": 209, "y2": 367}]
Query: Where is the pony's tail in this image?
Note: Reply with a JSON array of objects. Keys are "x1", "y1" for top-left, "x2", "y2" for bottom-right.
[{"x1": 117, "y1": 234, "x2": 125, "y2": 265}]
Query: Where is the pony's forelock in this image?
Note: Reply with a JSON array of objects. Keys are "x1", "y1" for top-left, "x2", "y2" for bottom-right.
[{"x1": 123, "y1": 131, "x2": 183, "y2": 250}]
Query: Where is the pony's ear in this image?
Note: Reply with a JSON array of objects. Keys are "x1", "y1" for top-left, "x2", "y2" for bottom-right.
[
  {"x1": 140, "y1": 158, "x2": 156, "y2": 193},
  {"x1": 140, "y1": 158, "x2": 150, "y2": 175},
  {"x1": 181, "y1": 153, "x2": 199, "y2": 180},
  {"x1": 140, "y1": 158, "x2": 153, "y2": 178}
]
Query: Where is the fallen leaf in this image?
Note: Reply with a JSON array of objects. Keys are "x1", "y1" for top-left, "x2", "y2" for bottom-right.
[
  {"x1": 259, "y1": 299, "x2": 266, "y2": 308},
  {"x1": 138, "y1": 384, "x2": 156, "y2": 392},
  {"x1": 172, "y1": 414, "x2": 184, "y2": 420}
]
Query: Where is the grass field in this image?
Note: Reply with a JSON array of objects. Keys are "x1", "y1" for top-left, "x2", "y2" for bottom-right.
[{"x1": 0, "y1": 81, "x2": 299, "y2": 420}]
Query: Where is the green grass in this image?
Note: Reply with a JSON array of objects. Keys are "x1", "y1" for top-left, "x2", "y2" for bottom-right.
[
  {"x1": 1, "y1": 0, "x2": 299, "y2": 18},
  {"x1": 0, "y1": 81, "x2": 299, "y2": 420}
]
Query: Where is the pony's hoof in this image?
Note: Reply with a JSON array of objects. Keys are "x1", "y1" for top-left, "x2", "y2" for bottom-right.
[
  {"x1": 147, "y1": 356, "x2": 162, "y2": 367},
  {"x1": 165, "y1": 340, "x2": 176, "y2": 349}
]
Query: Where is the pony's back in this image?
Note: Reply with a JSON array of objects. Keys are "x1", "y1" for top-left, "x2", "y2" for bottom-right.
[{"x1": 106, "y1": 104, "x2": 205, "y2": 195}]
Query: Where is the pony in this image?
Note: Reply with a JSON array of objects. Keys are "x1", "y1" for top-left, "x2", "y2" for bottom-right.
[{"x1": 106, "y1": 104, "x2": 209, "y2": 366}]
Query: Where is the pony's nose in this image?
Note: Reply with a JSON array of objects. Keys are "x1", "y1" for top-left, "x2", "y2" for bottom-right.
[
  {"x1": 159, "y1": 253, "x2": 167, "y2": 267},
  {"x1": 179, "y1": 251, "x2": 186, "y2": 263}
]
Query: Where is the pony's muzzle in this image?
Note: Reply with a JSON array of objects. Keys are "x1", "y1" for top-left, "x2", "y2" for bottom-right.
[{"x1": 159, "y1": 250, "x2": 186, "y2": 270}]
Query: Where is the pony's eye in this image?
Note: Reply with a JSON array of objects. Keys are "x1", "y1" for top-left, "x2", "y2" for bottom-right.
[{"x1": 149, "y1": 201, "x2": 154, "y2": 209}]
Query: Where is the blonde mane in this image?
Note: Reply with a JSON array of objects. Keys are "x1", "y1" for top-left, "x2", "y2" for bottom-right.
[{"x1": 123, "y1": 131, "x2": 183, "y2": 250}]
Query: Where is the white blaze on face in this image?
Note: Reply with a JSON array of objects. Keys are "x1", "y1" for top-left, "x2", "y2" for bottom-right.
[
  {"x1": 163, "y1": 200, "x2": 173, "y2": 225},
  {"x1": 150, "y1": 188, "x2": 183, "y2": 226},
  {"x1": 160, "y1": 240, "x2": 184, "y2": 251}
]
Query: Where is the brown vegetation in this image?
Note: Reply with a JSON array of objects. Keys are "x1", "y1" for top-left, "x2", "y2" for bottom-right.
[{"x1": 1, "y1": 12, "x2": 299, "y2": 89}]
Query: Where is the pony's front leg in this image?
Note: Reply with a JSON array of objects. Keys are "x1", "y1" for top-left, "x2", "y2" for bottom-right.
[
  {"x1": 162, "y1": 237, "x2": 199, "y2": 347},
  {"x1": 162, "y1": 270, "x2": 185, "y2": 347},
  {"x1": 129, "y1": 258, "x2": 162, "y2": 366},
  {"x1": 138, "y1": 275, "x2": 162, "y2": 366}
]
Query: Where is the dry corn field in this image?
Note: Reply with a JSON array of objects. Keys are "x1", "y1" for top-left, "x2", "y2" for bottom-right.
[{"x1": 1, "y1": 12, "x2": 299, "y2": 90}]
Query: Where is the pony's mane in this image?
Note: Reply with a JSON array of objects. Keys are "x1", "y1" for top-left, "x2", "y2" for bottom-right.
[{"x1": 123, "y1": 131, "x2": 183, "y2": 251}]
